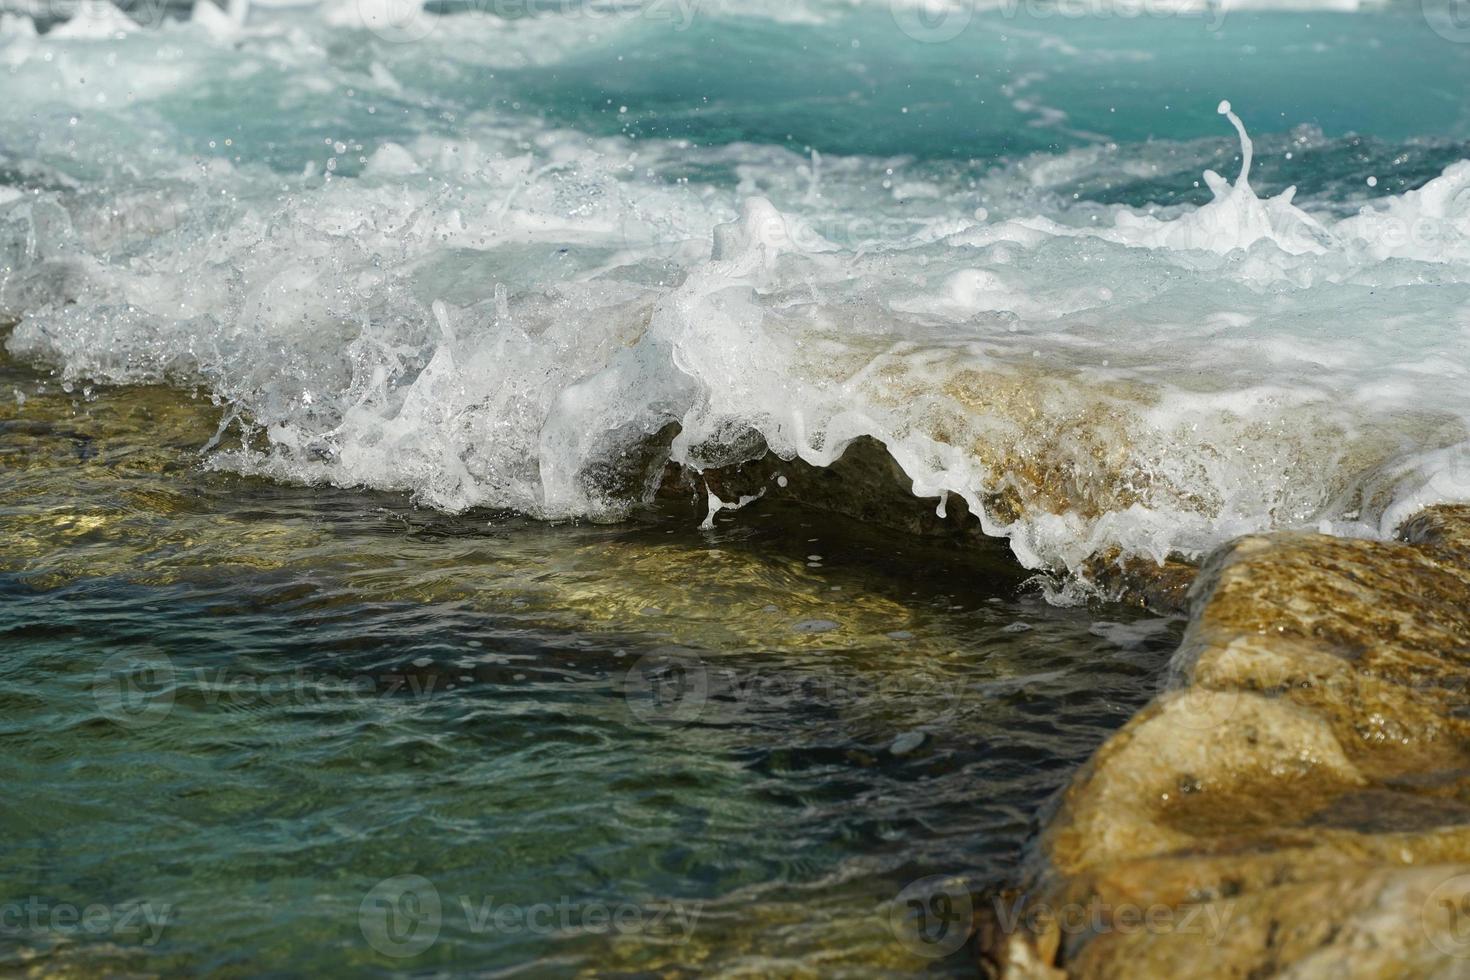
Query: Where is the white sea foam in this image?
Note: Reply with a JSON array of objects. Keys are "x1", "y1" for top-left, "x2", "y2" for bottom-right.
[{"x1": 2, "y1": 4, "x2": 1468, "y2": 591}]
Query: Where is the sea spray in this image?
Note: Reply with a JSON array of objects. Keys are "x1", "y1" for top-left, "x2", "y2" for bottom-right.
[{"x1": 2, "y1": 2, "x2": 1469, "y2": 591}]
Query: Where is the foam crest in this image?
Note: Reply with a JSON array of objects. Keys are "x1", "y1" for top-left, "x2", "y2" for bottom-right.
[
  {"x1": 3, "y1": 4, "x2": 1469, "y2": 592},
  {"x1": 1099, "y1": 102, "x2": 1334, "y2": 256}
]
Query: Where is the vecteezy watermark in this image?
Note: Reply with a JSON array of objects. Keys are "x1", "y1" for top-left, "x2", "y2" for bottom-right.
[
  {"x1": 1154, "y1": 676, "x2": 1242, "y2": 734},
  {"x1": 354, "y1": 0, "x2": 437, "y2": 44},
  {"x1": 623, "y1": 648, "x2": 710, "y2": 725},
  {"x1": 622, "y1": 649, "x2": 966, "y2": 729},
  {"x1": 890, "y1": 879, "x2": 1238, "y2": 959},
  {"x1": 987, "y1": 899, "x2": 1240, "y2": 940},
  {"x1": 360, "y1": 876, "x2": 442, "y2": 958},
  {"x1": 1423, "y1": 0, "x2": 1470, "y2": 44},
  {"x1": 0, "y1": 897, "x2": 173, "y2": 947},
  {"x1": 355, "y1": 0, "x2": 702, "y2": 45},
  {"x1": 91, "y1": 648, "x2": 448, "y2": 729},
  {"x1": 889, "y1": 0, "x2": 1229, "y2": 44},
  {"x1": 988, "y1": 892, "x2": 1236, "y2": 945},
  {"x1": 1423, "y1": 872, "x2": 1470, "y2": 958},
  {"x1": 358, "y1": 876, "x2": 703, "y2": 958},
  {"x1": 889, "y1": 0, "x2": 974, "y2": 42},
  {"x1": 93, "y1": 647, "x2": 176, "y2": 729},
  {"x1": 889, "y1": 875, "x2": 975, "y2": 958}
]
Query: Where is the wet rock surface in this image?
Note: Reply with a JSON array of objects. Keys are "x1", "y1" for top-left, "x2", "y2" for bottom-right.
[
  {"x1": 980, "y1": 506, "x2": 1470, "y2": 979},
  {"x1": 664, "y1": 435, "x2": 1201, "y2": 613}
]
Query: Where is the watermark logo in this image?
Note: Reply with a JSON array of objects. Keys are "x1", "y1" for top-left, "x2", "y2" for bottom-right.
[
  {"x1": 890, "y1": 875, "x2": 975, "y2": 957},
  {"x1": 623, "y1": 648, "x2": 709, "y2": 725},
  {"x1": 1424, "y1": 0, "x2": 1470, "y2": 44},
  {"x1": 1158, "y1": 680, "x2": 1241, "y2": 734},
  {"x1": 990, "y1": 892, "x2": 1235, "y2": 944},
  {"x1": 890, "y1": 0, "x2": 974, "y2": 42},
  {"x1": 358, "y1": 877, "x2": 703, "y2": 957},
  {"x1": 623, "y1": 650, "x2": 966, "y2": 731},
  {"x1": 90, "y1": 651, "x2": 450, "y2": 729},
  {"x1": 356, "y1": 0, "x2": 437, "y2": 43},
  {"x1": 360, "y1": 875, "x2": 443, "y2": 958},
  {"x1": 1423, "y1": 872, "x2": 1470, "y2": 958},
  {"x1": 93, "y1": 647, "x2": 175, "y2": 728}
]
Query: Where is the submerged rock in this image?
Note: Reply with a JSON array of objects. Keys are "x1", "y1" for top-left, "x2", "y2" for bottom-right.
[
  {"x1": 980, "y1": 506, "x2": 1470, "y2": 979},
  {"x1": 890, "y1": 730, "x2": 928, "y2": 757}
]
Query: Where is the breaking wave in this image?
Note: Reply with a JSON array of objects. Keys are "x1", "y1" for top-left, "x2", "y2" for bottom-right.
[{"x1": 3, "y1": 0, "x2": 1469, "y2": 589}]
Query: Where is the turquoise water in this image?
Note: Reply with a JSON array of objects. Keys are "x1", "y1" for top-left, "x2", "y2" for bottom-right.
[
  {"x1": 4, "y1": 0, "x2": 1470, "y2": 974},
  {"x1": 0, "y1": 521, "x2": 1179, "y2": 975},
  {"x1": 498, "y1": 10, "x2": 1470, "y2": 154}
]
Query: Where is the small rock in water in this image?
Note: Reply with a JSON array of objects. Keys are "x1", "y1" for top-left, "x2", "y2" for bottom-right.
[
  {"x1": 1001, "y1": 622, "x2": 1033, "y2": 634},
  {"x1": 890, "y1": 731, "x2": 927, "y2": 756},
  {"x1": 792, "y1": 619, "x2": 839, "y2": 633},
  {"x1": 887, "y1": 630, "x2": 915, "y2": 640}
]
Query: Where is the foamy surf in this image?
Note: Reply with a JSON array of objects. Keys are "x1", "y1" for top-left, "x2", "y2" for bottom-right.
[{"x1": 2, "y1": 0, "x2": 1468, "y2": 595}]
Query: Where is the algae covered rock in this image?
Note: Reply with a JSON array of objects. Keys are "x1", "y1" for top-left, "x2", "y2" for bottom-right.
[{"x1": 982, "y1": 506, "x2": 1470, "y2": 979}]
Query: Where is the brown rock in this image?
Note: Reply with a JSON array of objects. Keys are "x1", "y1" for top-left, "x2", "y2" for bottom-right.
[{"x1": 983, "y1": 506, "x2": 1470, "y2": 979}]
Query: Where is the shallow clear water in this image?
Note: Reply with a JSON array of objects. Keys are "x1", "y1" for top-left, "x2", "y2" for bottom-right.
[{"x1": 0, "y1": 352, "x2": 1182, "y2": 974}]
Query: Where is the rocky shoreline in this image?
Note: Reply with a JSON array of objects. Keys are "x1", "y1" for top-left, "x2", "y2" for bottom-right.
[
  {"x1": 979, "y1": 506, "x2": 1470, "y2": 978},
  {"x1": 11, "y1": 324, "x2": 1470, "y2": 975}
]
